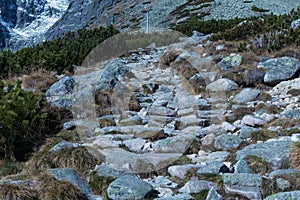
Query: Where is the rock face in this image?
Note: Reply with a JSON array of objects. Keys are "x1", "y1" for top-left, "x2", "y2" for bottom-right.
[
  {"x1": 107, "y1": 174, "x2": 154, "y2": 200},
  {"x1": 259, "y1": 57, "x2": 300, "y2": 84},
  {"x1": 0, "y1": 0, "x2": 69, "y2": 50}
]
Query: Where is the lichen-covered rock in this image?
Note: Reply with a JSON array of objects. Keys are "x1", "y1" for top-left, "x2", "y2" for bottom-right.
[
  {"x1": 107, "y1": 174, "x2": 154, "y2": 200},
  {"x1": 217, "y1": 54, "x2": 243, "y2": 71},
  {"x1": 236, "y1": 141, "x2": 292, "y2": 170},
  {"x1": 258, "y1": 57, "x2": 300, "y2": 84},
  {"x1": 264, "y1": 191, "x2": 300, "y2": 200},
  {"x1": 197, "y1": 161, "x2": 224, "y2": 175},
  {"x1": 223, "y1": 173, "x2": 262, "y2": 199},
  {"x1": 234, "y1": 160, "x2": 253, "y2": 174},
  {"x1": 269, "y1": 169, "x2": 300, "y2": 178},
  {"x1": 214, "y1": 134, "x2": 242, "y2": 150}
]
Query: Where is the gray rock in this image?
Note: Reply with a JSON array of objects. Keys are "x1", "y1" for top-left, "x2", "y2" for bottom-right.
[
  {"x1": 214, "y1": 134, "x2": 242, "y2": 150},
  {"x1": 269, "y1": 169, "x2": 300, "y2": 178},
  {"x1": 153, "y1": 134, "x2": 199, "y2": 153},
  {"x1": 155, "y1": 193, "x2": 195, "y2": 200},
  {"x1": 107, "y1": 174, "x2": 154, "y2": 200},
  {"x1": 234, "y1": 160, "x2": 253, "y2": 174},
  {"x1": 206, "y1": 78, "x2": 238, "y2": 92},
  {"x1": 223, "y1": 173, "x2": 262, "y2": 187},
  {"x1": 49, "y1": 142, "x2": 82, "y2": 153},
  {"x1": 46, "y1": 76, "x2": 75, "y2": 110},
  {"x1": 96, "y1": 59, "x2": 128, "y2": 92},
  {"x1": 239, "y1": 125, "x2": 259, "y2": 139},
  {"x1": 259, "y1": 57, "x2": 300, "y2": 84},
  {"x1": 197, "y1": 161, "x2": 224, "y2": 175},
  {"x1": 276, "y1": 178, "x2": 291, "y2": 190},
  {"x1": 223, "y1": 173, "x2": 262, "y2": 200},
  {"x1": 179, "y1": 179, "x2": 216, "y2": 194},
  {"x1": 148, "y1": 176, "x2": 178, "y2": 189},
  {"x1": 120, "y1": 126, "x2": 164, "y2": 139},
  {"x1": 241, "y1": 115, "x2": 266, "y2": 127},
  {"x1": 264, "y1": 191, "x2": 300, "y2": 200},
  {"x1": 102, "y1": 126, "x2": 122, "y2": 134},
  {"x1": 222, "y1": 122, "x2": 237, "y2": 132},
  {"x1": 63, "y1": 121, "x2": 76, "y2": 130},
  {"x1": 168, "y1": 164, "x2": 200, "y2": 179},
  {"x1": 236, "y1": 141, "x2": 292, "y2": 170},
  {"x1": 281, "y1": 109, "x2": 300, "y2": 119},
  {"x1": 217, "y1": 54, "x2": 243, "y2": 71},
  {"x1": 102, "y1": 148, "x2": 181, "y2": 174},
  {"x1": 123, "y1": 138, "x2": 147, "y2": 153},
  {"x1": 206, "y1": 188, "x2": 222, "y2": 200},
  {"x1": 233, "y1": 88, "x2": 261, "y2": 103},
  {"x1": 92, "y1": 164, "x2": 131, "y2": 179},
  {"x1": 148, "y1": 106, "x2": 177, "y2": 117},
  {"x1": 49, "y1": 168, "x2": 102, "y2": 200},
  {"x1": 291, "y1": 18, "x2": 300, "y2": 30},
  {"x1": 201, "y1": 134, "x2": 216, "y2": 150}
]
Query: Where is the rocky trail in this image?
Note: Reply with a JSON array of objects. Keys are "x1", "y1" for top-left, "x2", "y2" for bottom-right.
[{"x1": 2, "y1": 30, "x2": 300, "y2": 199}]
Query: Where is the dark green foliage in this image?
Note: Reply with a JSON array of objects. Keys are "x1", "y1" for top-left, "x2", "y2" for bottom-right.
[
  {"x1": 0, "y1": 81, "x2": 71, "y2": 161},
  {"x1": 0, "y1": 26, "x2": 118, "y2": 78},
  {"x1": 0, "y1": 80, "x2": 47, "y2": 161},
  {"x1": 173, "y1": 6, "x2": 300, "y2": 52},
  {"x1": 172, "y1": 15, "x2": 246, "y2": 36}
]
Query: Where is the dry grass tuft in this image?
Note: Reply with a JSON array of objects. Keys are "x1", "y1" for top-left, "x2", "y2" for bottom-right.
[
  {"x1": 23, "y1": 141, "x2": 104, "y2": 177},
  {"x1": 0, "y1": 183, "x2": 38, "y2": 200},
  {"x1": 37, "y1": 171, "x2": 88, "y2": 200},
  {"x1": 290, "y1": 143, "x2": 300, "y2": 170}
]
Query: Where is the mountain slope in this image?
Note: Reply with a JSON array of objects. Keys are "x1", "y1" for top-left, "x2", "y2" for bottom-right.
[{"x1": 0, "y1": 0, "x2": 69, "y2": 51}]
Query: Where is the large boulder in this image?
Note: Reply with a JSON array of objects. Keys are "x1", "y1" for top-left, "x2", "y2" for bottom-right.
[
  {"x1": 107, "y1": 174, "x2": 154, "y2": 200},
  {"x1": 96, "y1": 58, "x2": 128, "y2": 92},
  {"x1": 217, "y1": 54, "x2": 243, "y2": 71},
  {"x1": 46, "y1": 76, "x2": 75, "y2": 110},
  {"x1": 236, "y1": 141, "x2": 292, "y2": 170},
  {"x1": 258, "y1": 57, "x2": 300, "y2": 84}
]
